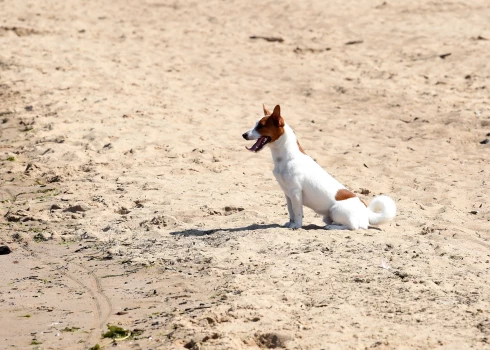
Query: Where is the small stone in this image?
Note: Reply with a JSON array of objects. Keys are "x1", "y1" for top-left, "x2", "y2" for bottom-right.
[
  {"x1": 360, "y1": 188, "x2": 371, "y2": 195},
  {"x1": 394, "y1": 270, "x2": 408, "y2": 279},
  {"x1": 47, "y1": 175, "x2": 61, "y2": 183},
  {"x1": 184, "y1": 339, "x2": 198, "y2": 349},
  {"x1": 255, "y1": 332, "x2": 291, "y2": 348},
  {"x1": 477, "y1": 318, "x2": 490, "y2": 333},
  {"x1": 0, "y1": 246, "x2": 11, "y2": 255},
  {"x1": 64, "y1": 204, "x2": 89, "y2": 213},
  {"x1": 116, "y1": 207, "x2": 131, "y2": 215}
]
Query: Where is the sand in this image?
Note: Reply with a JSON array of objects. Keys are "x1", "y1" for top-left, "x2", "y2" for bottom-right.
[{"x1": 1, "y1": 0, "x2": 490, "y2": 348}]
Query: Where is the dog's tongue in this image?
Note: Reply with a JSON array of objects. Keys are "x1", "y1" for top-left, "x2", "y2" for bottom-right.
[{"x1": 246, "y1": 137, "x2": 267, "y2": 152}]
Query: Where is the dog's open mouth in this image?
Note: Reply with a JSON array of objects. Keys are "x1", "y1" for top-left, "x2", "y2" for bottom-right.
[{"x1": 246, "y1": 136, "x2": 271, "y2": 152}]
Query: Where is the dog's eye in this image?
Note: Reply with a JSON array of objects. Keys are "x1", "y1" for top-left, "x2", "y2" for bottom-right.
[{"x1": 256, "y1": 124, "x2": 263, "y2": 130}]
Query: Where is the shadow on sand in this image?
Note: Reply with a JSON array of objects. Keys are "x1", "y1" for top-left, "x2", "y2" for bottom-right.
[{"x1": 170, "y1": 223, "x2": 326, "y2": 237}]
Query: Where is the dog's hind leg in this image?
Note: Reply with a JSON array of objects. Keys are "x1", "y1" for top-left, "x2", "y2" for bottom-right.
[{"x1": 328, "y1": 201, "x2": 361, "y2": 230}]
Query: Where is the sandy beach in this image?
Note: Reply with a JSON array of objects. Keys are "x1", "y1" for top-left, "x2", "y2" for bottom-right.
[{"x1": 1, "y1": 0, "x2": 490, "y2": 348}]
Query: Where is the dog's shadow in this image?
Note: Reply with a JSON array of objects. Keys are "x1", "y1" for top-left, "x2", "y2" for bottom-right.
[{"x1": 170, "y1": 223, "x2": 326, "y2": 237}]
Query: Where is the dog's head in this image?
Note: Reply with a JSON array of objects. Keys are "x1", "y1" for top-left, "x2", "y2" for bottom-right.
[{"x1": 242, "y1": 104, "x2": 285, "y2": 152}]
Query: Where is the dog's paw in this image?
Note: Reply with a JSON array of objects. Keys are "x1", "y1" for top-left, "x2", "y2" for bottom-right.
[
  {"x1": 283, "y1": 221, "x2": 292, "y2": 228},
  {"x1": 288, "y1": 222, "x2": 302, "y2": 230}
]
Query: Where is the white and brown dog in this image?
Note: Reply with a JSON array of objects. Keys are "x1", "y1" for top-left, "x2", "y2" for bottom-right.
[{"x1": 242, "y1": 104, "x2": 396, "y2": 230}]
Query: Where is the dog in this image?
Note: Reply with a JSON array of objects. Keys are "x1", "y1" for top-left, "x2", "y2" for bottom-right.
[{"x1": 242, "y1": 104, "x2": 396, "y2": 230}]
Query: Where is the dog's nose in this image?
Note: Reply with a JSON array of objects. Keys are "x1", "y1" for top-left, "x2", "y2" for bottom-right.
[{"x1": 242, "y1": 132, "x2": 248, "y2": 140}]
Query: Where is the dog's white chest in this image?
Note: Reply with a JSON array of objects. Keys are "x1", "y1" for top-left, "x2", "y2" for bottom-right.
[{"x1": 272, "y1": 162, "x2": 295, "y2": 191}]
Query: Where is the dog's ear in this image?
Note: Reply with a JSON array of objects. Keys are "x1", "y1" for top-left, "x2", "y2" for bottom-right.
[
  {"x1": 262, "y1": 103, "x2": 271, "y2": 116},
  {"x1": 271, "y1": 105, "x2": 285, "y2": 127}
]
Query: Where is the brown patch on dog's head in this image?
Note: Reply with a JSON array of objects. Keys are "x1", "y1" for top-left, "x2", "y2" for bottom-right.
[
  {"x1": 335, "y1": 189, "x2": 357, "y2": 201},
  {"x1": 255, "y1": 105, "x2": 285, "y2": 142}
]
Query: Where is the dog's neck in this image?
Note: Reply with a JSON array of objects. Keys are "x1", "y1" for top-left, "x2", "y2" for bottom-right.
[{"x1": 269, "y1": 124, "x2": 303, "y2": 164}]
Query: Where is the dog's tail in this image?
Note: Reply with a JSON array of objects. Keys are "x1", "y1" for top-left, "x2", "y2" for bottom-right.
[{"x1": 368, "y1": 195, "x2": 396, "y2": 225}]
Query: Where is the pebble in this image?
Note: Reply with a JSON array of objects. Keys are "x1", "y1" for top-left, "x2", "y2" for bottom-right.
[
  {"x1": 64, "y1": 204, "x2": 89, "y2": 213},
  {"x1": 0, "y1": 246, "x2": 12, "y2": 255}
]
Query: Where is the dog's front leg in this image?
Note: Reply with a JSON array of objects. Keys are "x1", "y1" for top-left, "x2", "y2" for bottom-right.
[
  {"x1": 287, "y1": 189, "x2": 303, "y2": 229},
  {"x1": 284, "y1": 196, "x2": 295, "y2": 227}
]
